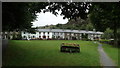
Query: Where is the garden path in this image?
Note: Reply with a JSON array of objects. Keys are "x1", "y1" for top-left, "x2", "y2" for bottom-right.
[{"x1": 97, "y1": 42, "x2": 117, "y2": 67}]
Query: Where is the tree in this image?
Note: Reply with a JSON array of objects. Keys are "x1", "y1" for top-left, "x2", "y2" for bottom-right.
[
  {"x1": 2, "y1": 2, "x2": 49, "y2": 31},
  {"x1": 85, "y1": 16, "x2": 94, "y2": 31},
  {"x1": 56, "y1": 23, "x2": 62, "y2": 27},
  {"x1": 89, "y1": 2, "x2": 120, "y2": 46},
  {"x1": 102, "y1": 28, "x2": 113, "y2": 39},
  {"x1": 43, "y1": 2, "x2": 91, "y2": 20},
  {"x1": 85, "y1": 23, "x2": 94, "y2": 31}
]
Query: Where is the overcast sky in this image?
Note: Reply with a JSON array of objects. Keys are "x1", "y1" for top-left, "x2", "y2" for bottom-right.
[{"x1": 31, "y1": 12, "x2": 68, "y2": 27}]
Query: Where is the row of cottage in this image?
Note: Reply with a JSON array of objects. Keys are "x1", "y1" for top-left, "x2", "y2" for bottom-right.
[
  {"x1": 21, "y1": 29, "x2": 104, "y2": 40},
  {"x1": 1, "y1": 29, "x2": 104, "y2": 40}
]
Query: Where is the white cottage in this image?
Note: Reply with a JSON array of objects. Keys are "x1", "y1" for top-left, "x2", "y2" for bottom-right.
[{"x1": 21, "y1": 29, "x2": 104, "y2": 40}]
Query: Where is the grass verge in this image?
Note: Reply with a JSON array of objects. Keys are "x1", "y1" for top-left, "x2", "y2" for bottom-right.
[{"x1": 3, "y1": 40, "x2": 100, "y2": 66}]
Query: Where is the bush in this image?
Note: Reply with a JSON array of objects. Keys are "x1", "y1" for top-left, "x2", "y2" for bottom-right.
[
  {"x1": 102, "y1": 28, "x2": 113, "y2": 39},
  {"x1": 12, "y1": 34, "x2": 22, "y2": 40}
]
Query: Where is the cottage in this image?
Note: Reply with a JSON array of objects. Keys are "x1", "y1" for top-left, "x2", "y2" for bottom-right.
[{"x1": 21, "y1": 29, "x2": 104, "y2": 40}]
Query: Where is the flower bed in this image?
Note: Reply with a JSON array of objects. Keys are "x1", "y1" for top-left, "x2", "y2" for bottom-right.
[{"x1": 60, "y1": 43, "x2": 80, "y2": 53}]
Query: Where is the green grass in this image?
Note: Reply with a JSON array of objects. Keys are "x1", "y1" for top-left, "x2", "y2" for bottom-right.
[
  {"x1": 102, "y1": 43, "x2": 119, "y2": 66},
  {"x1": 3, "y1": 40, "x2": 100, "y2": 66}
]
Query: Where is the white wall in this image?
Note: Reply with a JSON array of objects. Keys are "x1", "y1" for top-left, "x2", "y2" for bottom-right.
[
  {"x1": 49, "y1": 32, "x2": 52, "y2": 38},
  {"x1": 21, "y1": 31, "x2": 102, "y2": 40},
  {"x1": 21, "y1": 31, "x2": 37, "y2": 39},
  {"x1": 52, "y1": 32, "x2": 64, "y2": 39},
  {"x1": 40, "y1": 32, "x2": 52, "y2": 39}
]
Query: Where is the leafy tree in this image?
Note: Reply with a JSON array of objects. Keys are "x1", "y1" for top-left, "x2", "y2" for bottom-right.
[
  {"x1": 26, "y1": 28, "x2": 37, "y2": 34},
  {"x1": 85, "y1": 23, "x2": 94, "y2": 31},
  {"x1": 2, "y1": 2, "x2": 49, "y2": 31},
  {"x1": 85, "y1": 16, "x2": 94, "y2": 31},
  {"x1": 44, "y1": 2, "x2": 91, "y2": 20},
  {"x1": 102, "y1": 28, "x2": 113, "y2": 39},
  {"x1": 56, "y1": 23, "x2": 63, "y2": 28},
  {"x1": 89, "y1": 2, "x2": 120, "y2": 46}
]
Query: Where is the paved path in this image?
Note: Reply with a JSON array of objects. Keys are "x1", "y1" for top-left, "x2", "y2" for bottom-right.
[{"x1": 97, "y1": 42, "x2": 117, "y2": 67}]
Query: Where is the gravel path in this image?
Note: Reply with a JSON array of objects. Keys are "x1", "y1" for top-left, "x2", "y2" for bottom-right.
[{"x1": 97, "y1": 42, "x2": 117, "y2": 67}]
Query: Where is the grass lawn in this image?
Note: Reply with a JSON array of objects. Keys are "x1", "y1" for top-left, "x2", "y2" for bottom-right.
[
  {"x1": 102, "y1": 43, "x2": 119, "y2": 66},
  {"x1": 3, "y1": 40, "x2": 100, "y2": 66}
]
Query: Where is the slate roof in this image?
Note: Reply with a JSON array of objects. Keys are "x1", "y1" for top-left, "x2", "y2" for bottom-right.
[{"x1": 36, "y1": 29, "x2": 103, "y2": 34}]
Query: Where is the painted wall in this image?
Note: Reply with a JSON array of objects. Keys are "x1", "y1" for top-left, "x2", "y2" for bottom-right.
[{"x1": 21, "y1": 31, "x2": 102, "y2": 40}]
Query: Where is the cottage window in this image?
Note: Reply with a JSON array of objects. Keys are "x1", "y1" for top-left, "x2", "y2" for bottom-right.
[
  {"x1": 33, "y1": 36, "x2": 35, "y2": 38},
  {"x1": 23, "y1": 36, "x2": 26, "y2": 38},
  {"x1": 39, "y1": 36, "x2": 41, "y2": 38},
  {"x1": 48, "y1": 36, "x2": 49, "y2": 38},
  {"x1": 39, "y1": 32, "x2": 41, "y2": 34}
]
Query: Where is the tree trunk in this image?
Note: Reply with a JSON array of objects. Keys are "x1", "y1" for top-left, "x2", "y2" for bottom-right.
[{"x1": 113, "y1": 22, "x2": 118, "y2": 47}]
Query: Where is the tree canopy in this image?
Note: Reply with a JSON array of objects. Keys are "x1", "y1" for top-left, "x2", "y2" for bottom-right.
[
  {"x1": 89, "y1": 2, "x2": 120, "y2": 46},
  {"x1": 43, "y1": 2, "x2": 91, "y2": 20},
  {"x1": 89, "y1": 2, "x2": 120, "y2": 32},
  {"x1": 2, "y1": 2, "x2": 49, "y2": 31}
]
